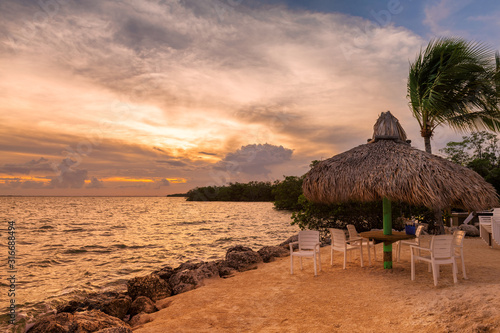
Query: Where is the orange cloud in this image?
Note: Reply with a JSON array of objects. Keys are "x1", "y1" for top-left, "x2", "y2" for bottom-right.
[{"x1": 101, "y1": 177, "x2": 186, "y2": 184}]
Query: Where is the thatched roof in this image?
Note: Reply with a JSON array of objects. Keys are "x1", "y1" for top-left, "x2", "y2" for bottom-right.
[
  {"x1": 303, "y1": 112, "x2": 499, "y2": 211},
  {"x1": 369, "y1": 110, "x2": 407, "y2": 143}
]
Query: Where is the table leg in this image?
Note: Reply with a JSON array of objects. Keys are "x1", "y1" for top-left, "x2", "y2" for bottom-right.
[{"x1": 383, "y1": 241, "x2": 392, "y2": 269}]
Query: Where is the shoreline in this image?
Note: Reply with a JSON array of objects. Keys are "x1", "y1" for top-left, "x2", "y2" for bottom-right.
[
  {"x1": 134, "y1": 237, "x2": 500, "y2": 333},
  {"x1": 18, "y1": 234, "x2": 500, "y2": 332},
  {"x1": 21, "y1": 237, "x2": 297, "y2": 332}
]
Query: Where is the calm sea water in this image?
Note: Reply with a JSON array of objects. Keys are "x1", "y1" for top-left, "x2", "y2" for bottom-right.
[{"x1": 1, "y1": 197, "x2": 298, "y2": 331}]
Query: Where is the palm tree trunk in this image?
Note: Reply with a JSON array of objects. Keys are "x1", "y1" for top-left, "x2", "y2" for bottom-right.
[
  {"x1": 424, "y1": 136, "x2": 432, "y2": 154},
  {"x1": 422, "y1": 132, "x2": 445, "y2": 233},
  {"x1": 435, "y1": 209, "x2": 445, "y2": 234}
]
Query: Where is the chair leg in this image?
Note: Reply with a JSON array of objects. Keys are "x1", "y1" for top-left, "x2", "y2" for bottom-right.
[
  {"x1": 330, "y1": 246, "x2": 333, "y2": 266},
  {"x1": 410, "y1": 252, "x2": 415, "y2": 281},
  {"x1": 343, "y1": 251, "x2": 347, "y2": 269},
  {"x1": 461, "y1": 249, "x2": 467, "y2": 279},
  {"x1": 397, "y1": 241, "x2": 401, "y2": 262},
  {"x1": 372, "y1": 241, "x2": 376, "y2": 261},
  {"x1": 432, "y1": 263, "x2": 438, "y2": 286},
  {"x1": 452, "y1": 260, "x2": 458, "y2": 284},
  {"x1": 290, "y1": 255, "x2": 293, "y2": 275},
  {"x1": 318, "y1": 250, "x2": 322, "y2": 272},
  {"x1": 359, "y1": 245, "x2": 364, "y2": 267},
  {"x1": 313, "y1": 253, "x2": 317, "y2": 276},
  {"x1": 366, "y1": 240, "x2": 371, "y2": 266}
]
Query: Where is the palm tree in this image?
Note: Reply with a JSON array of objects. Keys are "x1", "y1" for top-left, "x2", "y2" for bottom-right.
[{"x1": 408, "y1": 37, "x2": 500, "y2": 154}]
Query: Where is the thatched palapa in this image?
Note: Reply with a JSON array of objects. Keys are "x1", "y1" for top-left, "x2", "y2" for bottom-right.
[{"x1": 303, "y1": 111, "x2": 498, "y2": 212}]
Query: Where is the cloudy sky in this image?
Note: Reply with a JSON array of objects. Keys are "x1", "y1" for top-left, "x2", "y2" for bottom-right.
[{"x1": 1, "y1": 0, "x2": 499, "y2": 196}]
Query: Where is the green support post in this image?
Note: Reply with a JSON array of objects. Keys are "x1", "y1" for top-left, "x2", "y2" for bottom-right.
[{"x1": 383, "y1": 197, "x2": 392, "y2": 269}]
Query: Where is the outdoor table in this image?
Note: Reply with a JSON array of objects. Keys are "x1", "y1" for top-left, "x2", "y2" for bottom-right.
[{"x1": 359, "y1": 230, "x2": 415, "y2": 268}]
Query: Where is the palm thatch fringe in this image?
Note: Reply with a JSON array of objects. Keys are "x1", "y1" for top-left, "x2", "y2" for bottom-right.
[{"x1": 303, "y1": 134, "x2": 498, "y2": 212}]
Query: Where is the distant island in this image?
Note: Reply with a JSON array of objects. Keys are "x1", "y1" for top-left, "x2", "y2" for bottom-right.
[
  {"x1": 166, "y1": 193, "x2": 188, "y2": 197},
  {"x1": 186, "y1": 181, "x2": 275, "y2": 202}
]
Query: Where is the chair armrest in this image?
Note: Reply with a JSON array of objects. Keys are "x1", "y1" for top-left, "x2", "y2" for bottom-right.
[
  {"x1": 346, "y1": 237, "x2": 363, "y2": 245},
  {"x1": 289, "y1": 241, "x2": 299, "y2": 251},
  {"x1": 410, "y1": 245, "x2": 431, "y2": 252}
]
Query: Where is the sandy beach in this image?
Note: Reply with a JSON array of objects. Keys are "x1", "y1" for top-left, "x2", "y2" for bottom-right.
[{"x1": 133, "y1": 237, "x2": 500, "y2": 333}]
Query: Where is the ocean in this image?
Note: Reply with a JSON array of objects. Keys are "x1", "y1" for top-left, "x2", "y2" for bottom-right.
[{"x1": 1, "y1": 196, "x2": 298, "y2": 332}]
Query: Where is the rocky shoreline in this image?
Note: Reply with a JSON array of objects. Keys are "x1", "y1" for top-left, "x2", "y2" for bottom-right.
[
  {"x1": 24, "y1": 236, "x2": 299, "y2": 333},
  {"x1": 22, "y1": 224, "x2": 481, "y2": 332}
]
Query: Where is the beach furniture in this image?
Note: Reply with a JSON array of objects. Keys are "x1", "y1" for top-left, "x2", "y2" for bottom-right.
[
  {"x1": 396, "y1": 224, "x2": 424, "y2": 262},
  {"x1": 347, "y1": 224, "x2": 375, "y2": 265},
  {"x1": 289, "y1": 230, "x2": 322, "y2": 276},
  {"x1": 410, "y1": 235, "x2": 457, "y2": 287},
  {"x1": 452, "y1": 230, "x2": 467, "y2": 279},
  {"x1": 479, "y1": 215, "x2": 494, "y2": 247},
  {"x1": 479, "y1": 214, "x2": 500, "y2": 247},
  {"x1": 329, "y1": 228, "x2": 364, "y2": 269}
]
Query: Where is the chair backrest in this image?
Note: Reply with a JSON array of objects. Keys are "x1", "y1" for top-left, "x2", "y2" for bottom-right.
[
  {"x1": 479, "y1": 215, "x2": 492, "y2": 224},
  {"x1": 346, "y1": 225, "x2": 359, "y2": 239},
  {"x1": 298, "y1": 230, "x2": 320, "y2": 250},
  {"x1": 430, "y1": 235, "x2": 454, "y2": 259},
  {"x1": 452, "y1": 230, "x2": 466, "y2": 248},
  {"x1": 462, "y1": 212, "x2": 474, "y2": 225},
  {"x1": 415, "y1": 224, "x2": 424, "y2": 238},
  {"x1": 329, "y1": 228, "x2": 347, "y2": 250}
]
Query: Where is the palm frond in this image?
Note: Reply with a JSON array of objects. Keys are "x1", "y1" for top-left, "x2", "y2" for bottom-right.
[{"x1": 407, "y1": 37, "x2": 500, "y2": 142}]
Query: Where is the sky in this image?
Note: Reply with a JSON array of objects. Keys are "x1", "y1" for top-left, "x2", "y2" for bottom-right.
[{"x1": 0, "y1": 0, "x2": 499, "y2": 196}]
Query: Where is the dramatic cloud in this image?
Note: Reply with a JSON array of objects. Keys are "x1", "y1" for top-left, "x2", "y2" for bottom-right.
[
  {"x1": 49, "y1": 158, "x2": 88, "y2": 189},
  {"x1": 155, "y1": 178, "x2": 171, "y2": 188},
  {"x1": 215, "y1": 143, "x2": 293, "y2": 175},
  {"x1": 0, "y1": 157, "x2": 52, "y2": 175},
  {"x1": 4, "y1": 0, "x2": 480, "y2": 195},
  {"x1": 87, "y1": 176, "x2": 104, "y2": 189}
]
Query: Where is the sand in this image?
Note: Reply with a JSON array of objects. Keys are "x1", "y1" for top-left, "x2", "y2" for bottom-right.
[{"x1": 133, "y1": 237, "x2": 500, "y2": 333}]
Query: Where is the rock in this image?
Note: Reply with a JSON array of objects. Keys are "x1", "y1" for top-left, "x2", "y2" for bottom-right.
[
  {"x1": 459, "y1": 224, "x2": 480, "y2": 237},
  {"x1": 95, "y1": 328, "x2": 133, "y2": 333},
  {"x1": 56, "y1": 292, "x2": 131, "y2": 320},
  {"x1": 100, "y1": 295, "x2": 132, "y2": 320},
  {"x1": 195, "y1": 261, "x2": 220, "y2": 280},
  {"x1": 153, "y1": 265, "x2": 175, "y2": 281},
  {"x1": 168, "y1": 260, "x2": 220, "y2": 295},
  {"x1": 57, "y1": 299, "x2": 83, "y2": 313},
  {"x1": 168, "y1": 269, "x2": 197, "y2": 295},
  {"x1": 128, "y1": 313, "x2": 153, "y2": 327},
  {"x1": 217, "y1": 263, "x2": 236, "y2": 278},
  {"x1": 27, "y1": 310, "x2": 130, "y2": 333},
  {"x1": 257, "y1": 246, "x2": 289, "y2": 263},
  {"x1": 278, "y1": 235, "x2": 298, "y2": 249},
  {"x1": 225, "y1": 245, "x2": 263, "y2": 271},
  {"x1": 127, "y1": 274, "x2": 172, "y2": 301},
  {"x1": 129, "y1": 296, "x2": 158, "y2": 318}
]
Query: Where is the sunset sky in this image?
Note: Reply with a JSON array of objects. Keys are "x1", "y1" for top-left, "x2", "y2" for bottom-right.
[{"x1": 1, "y1": 0, "x2": 499, "y2": 196}]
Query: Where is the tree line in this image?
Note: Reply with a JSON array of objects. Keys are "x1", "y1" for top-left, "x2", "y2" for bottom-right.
[{"x1": 186, "y1": 181, "x2": 276, "y2": 202}]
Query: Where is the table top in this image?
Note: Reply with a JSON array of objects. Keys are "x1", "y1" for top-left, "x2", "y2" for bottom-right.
[{"x1": 358, "y1": 230, "x2": 415, "y2": 244}]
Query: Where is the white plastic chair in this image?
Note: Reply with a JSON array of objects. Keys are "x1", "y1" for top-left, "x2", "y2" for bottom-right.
[
  {"x1": 452, "y1": 230, "x2": 467, "y2": 279},
  {"x1": 479, "y1": 215, "x2": 493, "y2": 247},
  {"x1": 410, "y1": 235, "x2": 458, "y2": 286},
  {"x1": 347, "y1": 224, "x2": 376, "y2": 265},
  {"x1": 396, "y1": 224, "x2": 424, "y2": 262},
  {"x1": 329, "y1": 228, "x2": 364, "y2": 269},
  {"x1": 289, "y1": 230, "x2": 322, "y2": 276}
]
